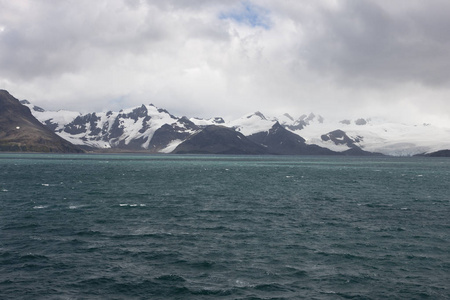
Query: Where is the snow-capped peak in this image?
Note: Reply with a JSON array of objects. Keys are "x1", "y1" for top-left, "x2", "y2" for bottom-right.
[{"x1": 20, "y1": 99, "x2": 450, "y2": 156}]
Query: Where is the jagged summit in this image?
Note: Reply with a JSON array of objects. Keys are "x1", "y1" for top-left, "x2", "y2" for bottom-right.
[
  {"x1": 248, "y1": 122, "x2": 335, "y2": 155},
  {"x1": 252, "y1": 111, "x2": 267, "y2": 120},
  {"x1": 283, "y1": 113, "x2": 294, "y2": 122},
  {"x1": 173, "y1": 125, "x2": 267, "y2": 155},
  {"x1": 15, "y1": 93, "x2": 450, "y2": 156}
]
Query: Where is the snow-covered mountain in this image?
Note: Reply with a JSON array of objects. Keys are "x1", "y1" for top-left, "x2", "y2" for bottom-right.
[
  {"x1": 20, "y1": 100, "x2": 450, "y2": 156},
  {"x1": 294, "y1": 117, "x2": 450, "y2": 156},
  {"x1": 21, "y1": 101, "x2": 199, "y2": 153}
]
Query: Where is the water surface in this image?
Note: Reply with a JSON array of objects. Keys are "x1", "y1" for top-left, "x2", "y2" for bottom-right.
[{"x1": 0, "y1": 154, "x2": 449, "y2": 299}]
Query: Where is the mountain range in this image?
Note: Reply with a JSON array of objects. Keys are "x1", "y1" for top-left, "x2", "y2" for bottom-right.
[{"x1": 1, "y1": 90, "x2": 449, "y2": 155}]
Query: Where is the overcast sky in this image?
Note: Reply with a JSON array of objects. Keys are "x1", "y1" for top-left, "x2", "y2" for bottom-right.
[{"x1": 1, "y1": 0, "x2": 450, "y2": 125}]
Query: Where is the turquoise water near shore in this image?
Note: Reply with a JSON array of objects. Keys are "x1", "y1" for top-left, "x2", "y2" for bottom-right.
[{"x1": 0, "y1": 154, "x2": 449, "y2": 299}]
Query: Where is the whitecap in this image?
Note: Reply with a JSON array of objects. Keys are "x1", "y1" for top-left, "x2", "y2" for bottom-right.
[
  {"x1": 119, "y1": 204, "x2": 128, "y2": 206},
  {"x1": 322, "y1": 290, "x2": 337, "y2": 294},
  {"x1": 130, "y1": 204, "x2": 138, "y2": 207},
  {"x1": 235, "y1": 279, "x2": 253, "y2": 288},
  {"x1": 33, "y1": 205, "x2": 47, "y2": 209},
  {"x1": 139, "y1": 204, "x2": 146, "y2": 207},
  {"x1": 41, "y1": 184, "x2": 50, "y2": 187},
  {"x1": 1, "y1": 189, "x2": 8, "y2": 192}
]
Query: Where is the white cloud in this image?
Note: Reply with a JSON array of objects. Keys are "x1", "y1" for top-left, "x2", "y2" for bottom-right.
[{"x1": 0, "y1": 0, "x2": 449, "y2": 126}]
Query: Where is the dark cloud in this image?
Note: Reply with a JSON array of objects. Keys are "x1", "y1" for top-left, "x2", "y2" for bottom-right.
[
  {"x1": 0, "y1": 0, "x2": 449, "y2": 125},
  {"x1": 299, "y1": 0, "x2": 450, "y2": 87}
]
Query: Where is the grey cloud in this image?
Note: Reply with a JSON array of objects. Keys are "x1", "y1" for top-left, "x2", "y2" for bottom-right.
[
  {"x1": 298, "y1": 0, "x2": 450, "y2": 87},
  {"x1": 0, "y1": 1, "x2": 221, "y2": 81},
  {"x1": 0, "y1": 0, "x2": 449, "y2": 125}
]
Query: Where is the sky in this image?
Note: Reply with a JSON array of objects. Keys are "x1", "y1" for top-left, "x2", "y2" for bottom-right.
[{"x1": 1, "y1": 0, "x2": 450, "y2": 126}]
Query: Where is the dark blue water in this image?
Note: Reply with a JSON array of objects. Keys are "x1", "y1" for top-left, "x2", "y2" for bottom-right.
[{"x1": 0, "y1": 154, "x2": 449, "y2": 299}]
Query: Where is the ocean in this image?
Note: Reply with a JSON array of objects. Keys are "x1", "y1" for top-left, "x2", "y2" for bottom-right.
[{"x1": 0, "y1": 153, "x2": 449, "y2": 299}]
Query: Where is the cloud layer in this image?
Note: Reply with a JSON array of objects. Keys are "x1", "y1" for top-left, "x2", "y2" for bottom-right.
[{"x1": 1, "y1": 0, "x2": 449, "y2": 125}]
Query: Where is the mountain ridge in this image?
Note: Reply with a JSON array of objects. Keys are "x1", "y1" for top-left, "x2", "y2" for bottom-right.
[
  {"x1": 13, "y1": 91, "x2": 450, "y2": 156},
  {"x1": 0, "y1": 90, "x2": 83, "y2": 153}
]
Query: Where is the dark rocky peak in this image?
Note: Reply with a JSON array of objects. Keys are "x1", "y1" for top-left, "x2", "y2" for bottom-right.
[
  {"x1": 149, "y1": 122, "x2": 199, "y2": 152},
  {"x1": 306, "y1": 113, "x2": 315, "y2": 122},
  {"x1": 144, "y1": 103, "x2": 176, "y2": 118},
  {"x1": 129, "y1": 104, "x2": 148, "y2": 120},
  {"x1": 0, "y1": 90, "x2": 82, "y2": 153},
  {"x1": 157, "y1": 108, "x2": 177, "y2": 119},
  {"x1": 192, "y1": 116, "x2": 226, "y2": 125},
  {"x1": 355, "y1": 118, "x2": 367, "y2": 125},
  {"x1": 63, "y1": 113, "x2": 101, "y2": 135},
  {"x1": 322, "y1": 129, "x2": 346, "y2": 140},
  {"x1": 249, "y1": 111, "x2": 267, "y2": 120},
  {"x1": 321, "y1": 129, "x2": 361, "y2": 148},
  {"x1": 76, "y1": 113, "x2": 100, "y2": 125},
  {"x1": 179, "y1": 116, "x2": 191, "y2": 123},
  {"x1": 115, "y1": 104, "x2": 149, "y2": 122},
  {"x1": 20, "y1": 100, "x2": 45, "y2": 112},
  {"x1": 270, "y1": 121, "x2": 285, "y2": 133},
  {"x1": 287, "y1": 117, "x2": 307, "y2": 131},
  {"x1": 173, "y1": 125, "x2": 267, "y2": 155},
  {"x1": 292, "y1": 113, "x2": 317, "y2": 129},
  {"x1": 44, "y1": 120, "x2": 59, "y2": 132},
  {"x1": 213, "y1": 117, "x2": 225, "y2": 124},
  {"x1": 106, "y1": 110, "x2": 113, "y2": 116},
  {"x1": 32, "y1": 105, "x2": 45, "y2": 113},
  {"x1": 283, "y1": 113, "x2": 294, "y2": 121},
  {"x1": 248, "y1": 122, "x2": 338, "y2": 155},
  {"x1": 109, "y1": 117, "x2": 124, "y2": 139},
  {"x1": 286, "y1": 123, "x2": 306, "y2": 131},
  {"x1": 178, "y1": 116, "x2": 199, "y2": 130},
  {"x1": 298, "y1": 114, "x2": 307, "y2": 121},
  {"x1": 0, "y1": 90, "x2": 31, "y2": 115},
  {"x1": 269, "y1": 122, "x2": 305, "y2": 143},
  {"x1": 320, "y1": 130, "x2": 380, "y2": 156},
  {"x1": 340, "y1": 119, "x2": 351, "y2": 125}
]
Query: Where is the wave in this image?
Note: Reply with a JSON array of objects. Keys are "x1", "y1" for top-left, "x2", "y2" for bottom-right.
[{"x1": 33, "y1": 205, "x2": 48, "y2": 209}]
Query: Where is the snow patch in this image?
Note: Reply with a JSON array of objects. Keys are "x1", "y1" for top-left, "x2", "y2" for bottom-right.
[{"x1": 159, "y1": 139, "x2": 184, "y2": 153}]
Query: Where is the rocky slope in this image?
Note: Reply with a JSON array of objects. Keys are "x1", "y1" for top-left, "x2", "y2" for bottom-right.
[
  {"x1": 0, "y1": 90, "x2": 83, "y2": 153},
  {"x1": 248, "y1": 122, "x2": 337, "y2": 155},
  {"x1": 173, "y1": 125, "x2": 267, "y2": 155}
]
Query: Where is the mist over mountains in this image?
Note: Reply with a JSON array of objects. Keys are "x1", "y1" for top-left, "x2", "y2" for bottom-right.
[{"x1": 10, "y1": 91, "x2": 449, "y2": 156}]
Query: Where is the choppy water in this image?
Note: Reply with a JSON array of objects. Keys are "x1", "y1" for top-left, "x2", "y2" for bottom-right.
[{"x1": 0, "y1": 153, "x2": 449, "y2": 299}]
